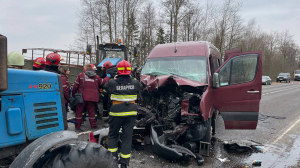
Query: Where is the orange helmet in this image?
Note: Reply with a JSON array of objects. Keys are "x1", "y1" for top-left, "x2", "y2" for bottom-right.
[
  {"x1": 33, "y1": 57, "x2": 46, "y2": 69},
  {"x1": 117, "y1": 60, "x2": 131, "y2": 75},
  {"x1": 103, "y1": 61, "x2": 112, "y2": 69},
  {"x1": 45, "y1": 53, "x2": 61, "y2": 66}
]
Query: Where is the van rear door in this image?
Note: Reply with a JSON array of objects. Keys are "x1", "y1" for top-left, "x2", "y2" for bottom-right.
[{"x1": 213, "y1": 51, "x2": 262, "y2": 129}]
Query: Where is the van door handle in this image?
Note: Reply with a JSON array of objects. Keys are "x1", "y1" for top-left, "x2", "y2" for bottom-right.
[{"x1": 247, "y1": 90, "x2": 260, "y2": 94}]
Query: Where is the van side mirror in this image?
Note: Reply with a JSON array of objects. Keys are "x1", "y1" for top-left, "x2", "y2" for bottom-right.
[
  {"x1": 0, "y1": 35, "x2": 8, "y2": 92},
  {"x1": 213, "y1": 73, "x2": 220, "y2": 88},
  {"x1": 133, "y1": 47, "x2": 138, "y2": 57}
]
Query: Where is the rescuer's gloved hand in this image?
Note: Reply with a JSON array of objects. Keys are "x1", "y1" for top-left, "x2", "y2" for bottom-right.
[{"x1": 107, "y1": 74, "x2": 111, "y2": 78}]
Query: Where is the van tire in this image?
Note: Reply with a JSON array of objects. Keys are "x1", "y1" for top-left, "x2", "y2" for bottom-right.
[{"x1": 33, "y1": 141, "x2": 118, "y2": 168}]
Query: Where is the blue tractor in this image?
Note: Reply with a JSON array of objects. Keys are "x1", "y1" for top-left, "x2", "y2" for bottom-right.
[
  {"x1": 95, "y1": 40, "x2": 137, "y2": 71},
  {"x1": 0, "y1": 35, "x2": 67, "y2": 160},
  {"x1": 0, "y1": 35, "x2": 117, "y2": 168}
]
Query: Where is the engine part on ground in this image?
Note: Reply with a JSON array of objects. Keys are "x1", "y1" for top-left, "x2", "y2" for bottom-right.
[
  {"x1": 183, "y1": 141, "x2": 197, "y2": 151},
  {"x1": 187, "y1": 123, "x2": 207, "y2": 141},
  {"x1": 199, "y1": 141, "x2": 211, "y2": 156},
  {"x1": 33, "y1": 141, "x2": 118, "y2": 168},
  {"x1": 194, "y1": 153, "x2": 205, "y2": 166},
  {"x1": 10, "y1": 131, "x2": 78, "y2": 168},
  {"x1": 150, "y1": 126, "x2": 197, "y2": 160},
  {"x1": 132, "y1": 134, "x2": 144, "y2": 149}
]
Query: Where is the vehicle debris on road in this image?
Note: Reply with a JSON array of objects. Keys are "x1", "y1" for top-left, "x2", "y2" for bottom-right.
[
  {"x1": 223, "y1": 140, "x2": 264, "y2": 153},
  {"x1": 217, "y1": 156, "x2": 230, "y2": 163},
  {"x1": 252, "y1": 160, "x2": 262, "y2": 166}
]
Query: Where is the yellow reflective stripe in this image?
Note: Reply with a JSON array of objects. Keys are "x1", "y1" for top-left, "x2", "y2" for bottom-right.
[
  {"x1": 117, "y1": 67, "x2": 131, "y2": 70},
  {"x1": 108, "y1": 148, "x2": 118, "y2": 152},
  {"x1": 35, "y1": 61, "x2": 41, "y2": 65},
  {"x1": 111, "y1": 94, "x2": 137, "y2": 99},
  {"x1": 109, "y1": 111, "x2": 137, "y2": 116},
  {"x1": 120, "y1": 153, "x2": 131, "y2": 158}
]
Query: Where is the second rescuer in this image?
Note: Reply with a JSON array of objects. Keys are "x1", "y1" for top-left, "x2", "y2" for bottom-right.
[{"x1": 104, "y1": 60, "x2": 140, "y2": 168}]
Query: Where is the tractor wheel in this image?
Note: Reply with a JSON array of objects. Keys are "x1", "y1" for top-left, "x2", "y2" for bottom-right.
[{"x1": 33, "y1": 141, "x2": 118, "y2": 168}]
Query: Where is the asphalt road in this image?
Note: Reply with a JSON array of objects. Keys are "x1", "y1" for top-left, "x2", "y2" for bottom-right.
[{"x1": 68, "y1": 82, "x2": 300, "y2": 168}]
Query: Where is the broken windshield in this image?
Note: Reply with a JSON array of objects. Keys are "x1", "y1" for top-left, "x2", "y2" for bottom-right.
[{"x1": 141, "y1": 56, "x2": 207, "y2": 83}]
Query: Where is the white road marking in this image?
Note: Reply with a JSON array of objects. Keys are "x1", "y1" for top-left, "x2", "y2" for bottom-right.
[
  {"x1": 77, "y1": 131, "x2": 91, "y2": 136},
  {"x1": 262, "y1": 86, "x2": 300, "y2": 96},
  {"x1": 272, "y1": 117, "x2": 300, "y2": 145}
]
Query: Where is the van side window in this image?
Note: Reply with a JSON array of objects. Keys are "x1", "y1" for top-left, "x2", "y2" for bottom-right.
[
  {"x1": 218, "y1": 54, "x2": 258, "y2": 86},
  {"x1": 231, "y1": 55, "x2": 257, "y2": 84},
  {"x1": 219, "y1": 60, "x2": 231, "y2": 86}
]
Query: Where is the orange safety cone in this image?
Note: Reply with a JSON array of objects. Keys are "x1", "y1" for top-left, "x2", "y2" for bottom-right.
[
  {"x1": 291, "y1": 81, "x2": 293, "y2": 85},
  {"x1": 299, "y1": 81, "x2": 300, "y2": 85}
]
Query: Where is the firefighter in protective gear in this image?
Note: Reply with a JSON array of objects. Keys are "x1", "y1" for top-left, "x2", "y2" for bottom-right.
[
  {"x1": 104, "y1": 60, "x2": 140, "y2": 168},
  {"x1": 44, "y1": 53, "x2": 61, "y2": 74},
  {"x1": 72, "y1": 64, "x2": 109, "y2": 129},
  {"x1": 33, "y1": 57, "x2": 46, "y2": 70},
  {"x1": 7, "y1": 51, "x2": 24, "y2": 69},
  {"x1": 100, "y1": 61, "x2": 113, "y2": 117}
]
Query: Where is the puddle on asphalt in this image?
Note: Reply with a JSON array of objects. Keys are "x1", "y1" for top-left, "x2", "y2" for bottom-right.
[
  {"x1": 236, "y1": 134, "x2": 300, "y2": 168},
  {"x1": 207, "y1": 136, "x2": 300, "y2": 168}
]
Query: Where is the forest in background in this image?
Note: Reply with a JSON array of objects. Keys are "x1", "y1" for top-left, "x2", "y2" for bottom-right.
[{"x1": 74, "y1": 0, "x2": 300, "y2": 80}]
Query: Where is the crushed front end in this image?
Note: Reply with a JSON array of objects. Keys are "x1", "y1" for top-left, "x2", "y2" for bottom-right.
[{"x1": 136, "y1": 74, "x2": 209, "y2": 162}]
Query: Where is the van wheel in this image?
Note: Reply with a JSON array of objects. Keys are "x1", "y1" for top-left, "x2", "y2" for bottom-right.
[{"x1": 33, "y1": 141, "x2": 118, "y2": 168}]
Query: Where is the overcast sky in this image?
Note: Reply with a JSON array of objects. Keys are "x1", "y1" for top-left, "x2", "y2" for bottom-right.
[{"x1": 1, "y1": 0, "x2": 300, "y2": 56}]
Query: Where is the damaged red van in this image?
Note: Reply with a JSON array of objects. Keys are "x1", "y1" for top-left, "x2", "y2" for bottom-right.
[{"x1": 137, "y1": 41, "x2": 262, "y2": 159}]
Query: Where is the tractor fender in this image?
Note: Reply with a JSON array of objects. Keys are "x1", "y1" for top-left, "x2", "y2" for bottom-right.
[{"x1": 10, "y1": 131, "x2": 78, "y2": 168}]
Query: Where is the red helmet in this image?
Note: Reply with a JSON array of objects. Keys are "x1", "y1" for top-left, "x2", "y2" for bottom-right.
[
  {"x1": 117, "y1": 60, "x2": 131, "y2": 75},
  {"x1": 33, "y1": 57, "x2": 46, "y2": 69},
  {"x1": 103, "y1": 61, "x2": 112, "y2": 69},
  {"x1": 91, "y1": 64, "x2": 97, "y2": 70},
  {"x1": 45, "y1": 53, "x2": 61, "y2": 66},
  {"x1": 83, "y1": 64, "x2": 97, "y2": 72}
]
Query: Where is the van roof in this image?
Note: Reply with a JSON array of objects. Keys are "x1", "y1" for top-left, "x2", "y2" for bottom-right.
[{"x1": 148, "y1": 41, "x2": 214, "y2": 58}]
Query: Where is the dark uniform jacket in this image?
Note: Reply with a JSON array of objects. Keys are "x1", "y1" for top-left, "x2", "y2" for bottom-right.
[
  {"x1": 104, "y1": 76, "x2": 140, "y2": 117},
  {"x1": 61, "y1": 74, "x2": 70, "y2": 104},
  {"x1": 44, "y1": 65, "x2": 60, "y2": 74},
  {"x1": 72, "y1": 71, "x2": 109, "y2": 102}
]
